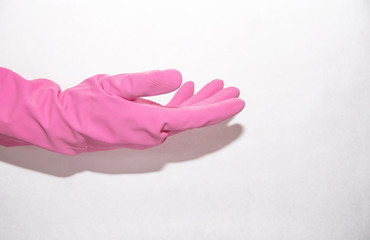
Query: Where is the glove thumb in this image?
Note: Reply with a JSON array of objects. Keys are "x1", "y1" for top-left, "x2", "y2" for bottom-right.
[{"x1": 98, "y1": 69, "x2": 182, "y2": 100}]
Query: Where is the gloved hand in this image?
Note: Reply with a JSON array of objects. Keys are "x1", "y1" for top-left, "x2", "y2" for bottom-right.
[{"x1": 0, "y1": 67, "x2": 245, "y2": 156}]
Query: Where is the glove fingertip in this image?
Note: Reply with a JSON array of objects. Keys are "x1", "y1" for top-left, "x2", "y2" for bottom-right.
[{"x1": 162, "y1": 68, "x2": 182, "y2": 90}]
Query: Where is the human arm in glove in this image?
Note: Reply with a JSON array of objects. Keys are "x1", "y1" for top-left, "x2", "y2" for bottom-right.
[{"x1": 0, "y1": 66, "x2": 244, "y2": 156}]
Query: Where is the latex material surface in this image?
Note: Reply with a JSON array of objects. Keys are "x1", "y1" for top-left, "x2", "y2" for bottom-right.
[{"x1": 0, "y1": 67, "x2": 244, "y2": 155}]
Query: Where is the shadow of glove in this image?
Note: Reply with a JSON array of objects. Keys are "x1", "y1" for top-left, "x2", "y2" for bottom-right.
[{"x1": 0, "y1": 67, "x2": 245, "y2": 156}]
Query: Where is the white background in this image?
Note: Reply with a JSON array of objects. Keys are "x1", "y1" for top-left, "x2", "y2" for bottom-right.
[{"x1": 0, "y1": 0, "x2": 370, "y2": 239}]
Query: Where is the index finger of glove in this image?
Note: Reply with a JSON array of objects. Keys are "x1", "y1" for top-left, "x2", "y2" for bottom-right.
[{"x1": 161, "y1": 98, "x2": 245, "y2": 131}]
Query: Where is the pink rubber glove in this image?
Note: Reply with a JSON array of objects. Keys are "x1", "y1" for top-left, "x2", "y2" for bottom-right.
[{"x1": 0, "y1": 67, "x2": 244, "y2": 156}]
